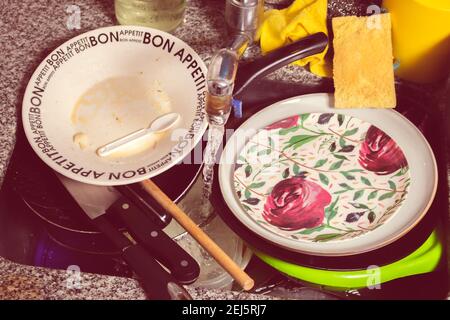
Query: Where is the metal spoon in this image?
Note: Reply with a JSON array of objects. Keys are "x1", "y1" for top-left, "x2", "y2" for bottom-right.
[{"x1": 97, "y1": 112, "x2": 180, "y2": 157}]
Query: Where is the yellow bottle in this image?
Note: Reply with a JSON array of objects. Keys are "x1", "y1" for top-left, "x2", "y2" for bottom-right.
[{"x1": 383, "y1": 0, "x2": 450, "y2": 83}]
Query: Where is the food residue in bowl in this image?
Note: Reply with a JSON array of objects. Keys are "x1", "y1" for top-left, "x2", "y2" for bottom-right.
[
  {"x1": 73, "y1": 132, "x2": 89, "y2": 150},
  {"x1": 70, "y1": 76, "x2": 173, "y2": 157},
  {"x1": 148, "y1": 80, "x2": 171, "y2": 114}
]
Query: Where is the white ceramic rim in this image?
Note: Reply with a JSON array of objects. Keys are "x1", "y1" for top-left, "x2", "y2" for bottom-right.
[
  {"x1": 219, "y1": 93, "x2": 438, "y2": 256},
  {"x1": 22, "y1": 25, "x2": 208, "y2": 186}
]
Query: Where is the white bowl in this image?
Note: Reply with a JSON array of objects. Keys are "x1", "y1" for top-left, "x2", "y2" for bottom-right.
[{"x1": 22, "y1": 26, "x2": 207, "y2": 185}]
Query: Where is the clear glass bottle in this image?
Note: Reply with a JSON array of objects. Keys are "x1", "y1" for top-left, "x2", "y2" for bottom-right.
[{"x1": 115, "y1": 0, "x2": 186, "y2": 33}]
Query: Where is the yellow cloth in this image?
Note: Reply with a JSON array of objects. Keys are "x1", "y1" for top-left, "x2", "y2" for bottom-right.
[{"x1": 257, "y1": 0, "x2": 331, "y2": 77}]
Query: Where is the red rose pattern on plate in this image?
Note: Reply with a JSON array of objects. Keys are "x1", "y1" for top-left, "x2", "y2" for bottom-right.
[
  {"x1": 358, "y1": 126, "x2": 408, "y2": 175},
  {"x1": 263, "y1": 177, "x2": 331, "y2": 231},
  {"x1": 234, "y1": 113, "x2": 411, "y2": 243}
]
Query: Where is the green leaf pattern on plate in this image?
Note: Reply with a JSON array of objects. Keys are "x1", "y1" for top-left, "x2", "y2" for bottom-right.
[{"x1": 233, "y1": 113, "x2": 410, "y2": 242}]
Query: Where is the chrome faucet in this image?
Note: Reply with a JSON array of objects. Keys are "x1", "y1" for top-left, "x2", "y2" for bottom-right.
[{"x1": 205, "y1": 0, "x2": 264, "y2": 125}]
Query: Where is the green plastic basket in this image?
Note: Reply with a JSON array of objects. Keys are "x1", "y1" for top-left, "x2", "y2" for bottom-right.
[{"x1": 255, "y1": 231, "x2": 442, "y2": 289}]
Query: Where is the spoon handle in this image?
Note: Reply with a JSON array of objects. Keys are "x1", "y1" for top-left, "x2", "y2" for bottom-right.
[{"x1": 97, "y1": 128, "x2": 150, "y2": 156}]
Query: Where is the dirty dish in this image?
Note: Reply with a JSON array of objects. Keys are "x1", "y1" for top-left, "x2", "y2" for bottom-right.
[
  {"x1": 22, "y1": 26, "x2": 207, "y2": 185},
  {"x1": 219, "y1": 93, "x2": 437, "y2": 256}
]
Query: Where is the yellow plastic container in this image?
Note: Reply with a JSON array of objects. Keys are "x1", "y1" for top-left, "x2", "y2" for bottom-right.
[{"x1": 383, "y1": 0, "x2": 450, "y2": 83}]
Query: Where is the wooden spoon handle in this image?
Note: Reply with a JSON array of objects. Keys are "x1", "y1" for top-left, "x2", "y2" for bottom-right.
[{"x1": 140, "y1": 179, "x2": 255, "y2": 291}]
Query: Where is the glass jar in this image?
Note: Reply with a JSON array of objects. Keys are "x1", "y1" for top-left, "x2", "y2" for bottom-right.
[{"x1": 115, "y1": 0, "x2": 186, "y2": 33}]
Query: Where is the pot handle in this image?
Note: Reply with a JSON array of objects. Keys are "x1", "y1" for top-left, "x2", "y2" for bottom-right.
[{"x1": 233, "y1": 32, "x2": 328, "y2": 98}]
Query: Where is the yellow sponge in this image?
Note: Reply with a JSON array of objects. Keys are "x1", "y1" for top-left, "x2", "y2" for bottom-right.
[{"x1": 332, "y1": 14, "x2": 396, "y2": 108}]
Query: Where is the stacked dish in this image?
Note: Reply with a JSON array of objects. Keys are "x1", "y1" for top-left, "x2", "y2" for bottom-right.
[{"x1": 216, "y1": 93, "x2": 440, "y2": 289}]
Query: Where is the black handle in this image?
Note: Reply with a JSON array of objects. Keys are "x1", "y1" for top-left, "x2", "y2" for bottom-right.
[
  {"x1": 233, "y1": 32, "x2": 328, "y2": 98},
  {"x1": 115, "y1": 184, "x2": 172, "y2": 228},
  {"x1": 122, "y1": 244, "x2": 192, "y2": 300},
  {"x1": 91, "y1": 215, "x2": 190, "y2": 300},
  {"x1": 111, "y1": 197, "x2": 200, "y2": 284}
]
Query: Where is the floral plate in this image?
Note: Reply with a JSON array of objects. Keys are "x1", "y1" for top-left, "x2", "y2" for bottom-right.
[
  {"x1": 219, "y1": 93, "x2": 437, "y2": 256},
  {"x1": 234, "y1": 112, "x2": 410, "y2": 243}
]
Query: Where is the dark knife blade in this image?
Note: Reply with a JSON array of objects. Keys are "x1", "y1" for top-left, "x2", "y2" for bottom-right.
[
  {"x1": 91, "y1": 215, "x2": 191, "y2": 300},
  {"x1": 56, "y1": 173, "x2": 191, "y2": 300},
  {"x1": 115, "y1": 184, "x2": 172, "y2": 228},
  {"x1": 109, "y1": 197, "x2": 200, "y2": 284}
]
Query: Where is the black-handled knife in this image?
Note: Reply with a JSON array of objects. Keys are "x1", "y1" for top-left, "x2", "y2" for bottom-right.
[
  {"x1": 93, "y1": 215, "x2": 191, "y2": 300},
  {"x1": 110, "y1": 197, "x2": 200, "y2": 284},
  {"x1": 56, "y1": 174, "x2": 191, "y2": 300},
  {"x1": 115, "y1": 184, "x2": 172, "y2": 228}
]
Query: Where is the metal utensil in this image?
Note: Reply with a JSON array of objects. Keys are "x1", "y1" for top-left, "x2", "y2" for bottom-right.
[
  {"x1": 56, "y1": 174, "x2": 191, "y2": 299},
  {"x1": 96, "y1": 112, "x2": 180, "y2": 157},
  {"x1": 115, "y1": 184, "x2": 172, "y2": 228},
  {"x1": 140, "y1": 179, "x2": 255, "y2": 291},
  {"x1": 109, "y1": 196, "x2": 200, "y2": 284},
  {"x1": 55, "y1": 174, "x2": 199, "y2": 284}
]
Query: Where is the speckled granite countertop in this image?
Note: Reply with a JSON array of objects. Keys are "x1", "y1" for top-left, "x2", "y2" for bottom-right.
[
  {"x1": 0, "y1": 257, "x2": 280, "y2": 300},
  {"x1": 0, "y1": 0, "x2": 277, "y2": 300},
  {"x1": 0, "y1": 0, "x2": 449, "y2": 300}
]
